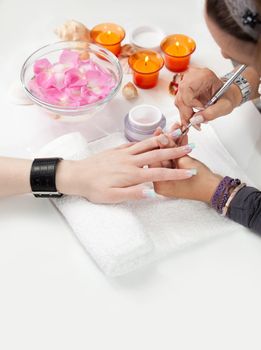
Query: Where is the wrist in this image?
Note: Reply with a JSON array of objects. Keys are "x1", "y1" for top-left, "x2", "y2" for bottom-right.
[
  {"x1": 204, "y1": 174, "x2": 223, "y2": 204},
  {"x1": 227, "y1": 83, "x2": 243, "y2": 108},
  {"x1": 56, "y1": 159, "x2": 93, "y2": 198},
  {"x1": 22, "y1": 159, "x2": 33, "y2": 194},
  {"x1": 56, "y1": 160, "x2": 76, "y2": 195}
]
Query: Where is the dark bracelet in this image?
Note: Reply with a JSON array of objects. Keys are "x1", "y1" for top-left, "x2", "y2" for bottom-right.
[
  {"x1": 30, "y1": 158, "x2": 63, "y2": 198},
  {"x1": 211, "y1": 176, "x2": 241, "y2": 214}
]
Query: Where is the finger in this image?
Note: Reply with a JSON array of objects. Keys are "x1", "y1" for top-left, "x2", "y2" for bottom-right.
[
  {"x1": 151, "y1": 128, "x2": 174, "y2": 168},
  {"x1": 169, "y1": 128, "x2": 182, "y2": 140},
  {"x1": 189, "y1": 115, "x2": 205, "y2": 132},
  {"x1": 175, "y1": 93, "x2": 194, "y2": 126},
  {"x1": 109, "y1": 185, "x2": 157, "y2": 203},
  {"x1": 198, "y1": 98, "x2": 234, "y2": 121},
  {"x1": 128, "y1": 134, "x2": 170, "y2": 155},
  {"x1": 169, "y1": 122, "x2": 181, "y2": 132},
  {"x1": 169, "y1": 122, "x2": 188, "y2": 146},
  {"x1": 139, "y1": 167, "x2": 197, "y2": 182},
  {"x1": 179, "y1": 86, "x2": 204, "y2": 109},
  {"x1": 114, "y1": 142, "x2": 136, "y2": 150},
  {"x1": 153, "y1": 127, "x2": 163, "y2": 136},
  {"x1": 135, "y1": 144, "x2": 194, "y2": 167},
  {"x1": 177, "y1": 133, "x2": 189, "y2": 146}
]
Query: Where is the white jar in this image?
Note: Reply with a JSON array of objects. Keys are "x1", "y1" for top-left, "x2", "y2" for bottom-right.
[{"x1": 124, "y1": 104, "x2": 166, "y2": 142}]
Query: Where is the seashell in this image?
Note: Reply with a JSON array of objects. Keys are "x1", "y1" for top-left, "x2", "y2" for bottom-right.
[
  {"x1": 54, "y1": 20, "x2": 91, "y2": 42},
  {"x1": 122, "y1": 82, "x2": 138, "y2": 100},
  {"x1": 79, "y1": 50, "x2": 90, "y2": 60},
  {"x1": 119, "y1": 44, "x2": 137, "y2": 58},
  {"x1": 168, "y1": 73, "x2": 184, "y2": 96}
]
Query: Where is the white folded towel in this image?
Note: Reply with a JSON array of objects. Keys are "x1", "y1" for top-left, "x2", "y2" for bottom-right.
[{"x1": 37, "y1": 126, "x2": 252, "y2": 276}]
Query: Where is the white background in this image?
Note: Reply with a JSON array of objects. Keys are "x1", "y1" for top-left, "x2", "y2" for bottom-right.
[{"x1": 0, "y1": 0, "x2": 261, "y2": 349}]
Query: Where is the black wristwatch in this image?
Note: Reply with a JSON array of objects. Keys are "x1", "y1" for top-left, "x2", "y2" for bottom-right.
[{"x1": 30, "y1": 158, "x2": 64, "y2": 198}]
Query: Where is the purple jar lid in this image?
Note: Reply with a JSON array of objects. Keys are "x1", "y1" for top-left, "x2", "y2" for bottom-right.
[{"x1": 124, "y1": 104, "x2": 166, "y2": 142}]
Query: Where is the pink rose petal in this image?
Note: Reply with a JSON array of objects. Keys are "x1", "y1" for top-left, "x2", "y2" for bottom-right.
[
  {"x1": 33, "y1": 58, "x2": 52, "y2": 74},
  {"x1": 59, "y1": 49, "x2": 79, "y2": 66},
  {"x1": 35, "y1": 71, "x2": 56, "y2": 89},
  {"x1": 30, "y1": 49, "x2": 116, "y2": 107}
]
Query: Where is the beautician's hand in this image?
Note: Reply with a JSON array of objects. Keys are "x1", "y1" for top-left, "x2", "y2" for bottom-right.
[
  {"x1": 56, "y1": 134, "x2": 196, "y2": 204},
  {"x1": 154, "y1": 155, "x2": 222, "y2": 203},
  {"x1": 175, "y1": 67, "x2": 242, "y2": 128}
]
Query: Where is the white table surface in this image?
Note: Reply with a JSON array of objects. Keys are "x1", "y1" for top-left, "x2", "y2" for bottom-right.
[{"x1": 1, "y1": 1, "x2": 261, "y2": 349}]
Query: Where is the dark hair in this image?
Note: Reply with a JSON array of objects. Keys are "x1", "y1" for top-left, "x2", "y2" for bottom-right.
[{"x1": 206, "y1": 0, "x2": 258, "y2": 43}]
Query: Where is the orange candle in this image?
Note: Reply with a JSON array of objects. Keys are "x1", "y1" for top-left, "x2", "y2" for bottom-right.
[
  {"x1": 161, "y1": 34, "x2": 196, "y2": 72},
  {"x1": 90, "y1": 23, "x2": 125, "y2": 56},
  {"x1": 128, "y1": 50, "x2": 164, "y2": 89}
]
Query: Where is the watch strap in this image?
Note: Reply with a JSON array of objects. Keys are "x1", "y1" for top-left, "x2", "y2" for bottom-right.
[
  {"x1": 222, "y1": 72, "x2": 251, "y2": 105},
  {"x1": 30, "y1": 158, "x2": 63, "y2": 198}
]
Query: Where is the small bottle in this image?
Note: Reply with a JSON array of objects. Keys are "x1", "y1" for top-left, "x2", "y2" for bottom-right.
[{"x1": 124, "y1": 104, "x2": 166, "y2": 142}]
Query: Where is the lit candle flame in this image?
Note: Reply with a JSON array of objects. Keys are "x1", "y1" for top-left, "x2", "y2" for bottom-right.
[
  {"x1": 144, "y1": 55, "x2": 149, "y2": 65},
  {"x1": 107, "y1": 30, "x2": 112, "y2": 35},
  {"x1": 175, "y1": 41, "x2": 180, "y2": 47}
]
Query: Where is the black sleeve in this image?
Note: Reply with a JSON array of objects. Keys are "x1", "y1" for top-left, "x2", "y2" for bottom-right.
[{"x1": 227, "y1": 186, "x2": 261, "y2": 233}]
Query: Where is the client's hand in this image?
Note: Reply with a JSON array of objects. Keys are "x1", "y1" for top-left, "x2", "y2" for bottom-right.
[
  {"x1": 175, "y1": 67, "x2": 242, "y2": 128},
  {"x1": 154, "y1": 155, "x2": 222, "y2": 203},
  {"x1": 56, "y1": 134, "x2": 196, "y2": 204},
  {"x1": 152, "y1": 125, "x2": 221, "y2": 203}
]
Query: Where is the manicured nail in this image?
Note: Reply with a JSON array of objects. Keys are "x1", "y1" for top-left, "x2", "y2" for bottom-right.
[
  {"x1": 186, "y1": 143, "x2": 196, "y2": 151},
  {"x1": 192, "y1": 124, "x2": 201, "y2": 131},
  {"x1": 190, "y1": 115, "x2": 204, "y2": 125},
  {"x1": 186, "y1": 168, "x2": 197, "y2": 176},
  {"x1": 181, "y1": 143, "x2": 195, "y2": 152},
  {"x1": 154, "y1": 127, "x2": 163, "y2": 136},
  {"x1": 171, "y1": 128, "x2": 182, "y2": 139},
  {"x1": 142, "y1": 189, "x2": 157, "y2": 199},
  {"x1": 158, "y1": 134, "x2": 169, "y2": 145}
]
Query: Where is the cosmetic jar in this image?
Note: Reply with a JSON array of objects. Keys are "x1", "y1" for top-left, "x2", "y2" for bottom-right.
[{"x1": 124, "y1": 104, "x2": 166, "y2": 142}]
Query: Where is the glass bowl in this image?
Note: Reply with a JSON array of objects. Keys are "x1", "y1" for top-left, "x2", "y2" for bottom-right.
[{"x1": 20, "y1": 41, "x2": 123, "y2": 122}]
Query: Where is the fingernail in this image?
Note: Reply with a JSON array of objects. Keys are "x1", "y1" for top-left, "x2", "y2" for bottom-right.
[
  {"x1": 192, "y1": 124, "x2": 201, "y2": 131},
  {"x1": 171, "y1": 128, "x2": 182, "y2": 139},
  {"x1": 190, "y1": 115, "x2": 204, "y2": 125},
  {"x1": 186, "y1": 168, "x2": 197, "y2": 176},
  {"x1": 158, "y1": 134, "x2": 169, "y2": 145},
  {"x1": 142, "y1": 189, "x2": 157, "y2": 199},
  {"x1": 181, "y1": 143, "x2": 195, "y2": 152},
  {"x1": 184, "y1": 143, "x2": 196, "y2": 151}
]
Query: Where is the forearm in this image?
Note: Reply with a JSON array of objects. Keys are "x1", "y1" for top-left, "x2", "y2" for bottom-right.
[
  {"x1": 227, "y1": 186, "x2": 261, "y2": 233},
  {"x1": 0, "y1": 157, "x2": 32, "y2": 197}
]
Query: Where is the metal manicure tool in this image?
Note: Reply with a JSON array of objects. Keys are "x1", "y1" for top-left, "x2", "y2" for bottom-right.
[{"x1": 181, "y1": 64, "x2": 247, "y2": 135}]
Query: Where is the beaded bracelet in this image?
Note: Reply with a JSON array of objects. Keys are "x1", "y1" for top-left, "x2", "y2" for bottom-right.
[{"x1": 211, "y1": 176, "x2": 241, "y2": 214}]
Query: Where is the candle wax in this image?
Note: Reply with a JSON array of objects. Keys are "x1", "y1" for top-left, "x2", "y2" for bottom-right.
[
  {"x1": 95, "y1": 31, "x2": 121, "y2": 45},
  {"x1": 164, "y1": 44, "x2": 190, "y2": 56},
  {"x1": 133, "y1": 58, "x2": 159, "y2": 73}
]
